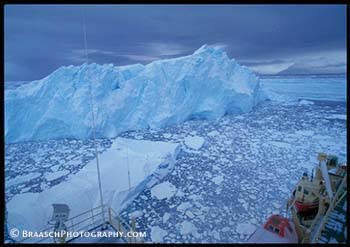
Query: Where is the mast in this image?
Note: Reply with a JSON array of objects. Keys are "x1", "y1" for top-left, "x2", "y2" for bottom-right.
[
  {"x1": 82, "y1": 7, "x2": 106, "y2": 226},
  {"x1": 127, "y1": 147, "x2": 131, "y2": 192}
]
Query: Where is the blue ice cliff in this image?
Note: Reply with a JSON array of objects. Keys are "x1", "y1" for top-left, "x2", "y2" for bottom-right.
[{"x1": 5, "y1": 45, "x2": 267, "y2": 143}]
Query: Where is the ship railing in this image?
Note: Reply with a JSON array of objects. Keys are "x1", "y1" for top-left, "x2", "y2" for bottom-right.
[
  {"x1": 309, "y1": 174, "x2": 347, "y2": 243},
  {"x1": 17, "y1": 204, "x2": 108, "y2": 243},
  {"x1": 108, "y1": 207, "x2": 144, "y2": 243},
  {"x1": 16, "y1": 204, "x2": 144, "y2": 243}
]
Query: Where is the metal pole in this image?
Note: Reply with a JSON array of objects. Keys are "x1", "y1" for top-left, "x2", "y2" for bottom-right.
[
  {"x1": 127, "y1": 147, "x2": 131, "y2": 192},
  {"x1": 82, "y1": 7, "x2": 106, "y2": 228}
]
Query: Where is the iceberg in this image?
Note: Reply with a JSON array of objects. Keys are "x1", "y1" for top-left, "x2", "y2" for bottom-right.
[{"x1": 5, "y1": 45, "x2": 266, "y2": 143}]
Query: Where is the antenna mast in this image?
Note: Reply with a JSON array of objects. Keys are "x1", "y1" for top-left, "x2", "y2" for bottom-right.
[
  {"x1": 82, "y1": 7, "x2": 106, "y2": 226},
  {"x1": 127, "y1": 147, "x2": 131, "y2": 192}
]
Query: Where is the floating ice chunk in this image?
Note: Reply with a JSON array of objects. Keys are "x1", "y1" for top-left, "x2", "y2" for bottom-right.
[
  {"x1": 188, "y1": 194, "x2": 202, "y2": 201},
  {"x1": 163, "y1": 133, "x2": 172, "y2": 138},
  {"x1": 50, "y1": 165, "x2": 61, "y2": 172},
  {"x1": 184, "y1": 136, "x2": 205, "y2": 150},
  {"x1": 326, "y1": 114, "x2": 346, "y2": 120},
  {"x1": 151, "y1": 226, "x2": 168, "y2": 242},
  {"x1": 276, "y1": 167, "x2": 288, "y2": 175},
  {"x1": 185, "y1": 211, "x2": 195, "y2": 219},
  {"x1": 134, "y1": 135, "x2": 143, "y2": 140},
  {"x1": 130, "y1": 210, "x2": 143, "y2": 218},
  {"x1": 45, "y1": 170, "x2": 69, "y2": 181},
  {"x1": 299, "y1": 99, "x2": 314, "y2": 105},
  {"x1": 236, "y1": 223, "x2": 257, "y2": 235},
  {"x1": 207, "y1": 131, "x2": 220, "y2": 137},
  {"x1": 65, "y1": 159, "x2": 81, "y2": 167},
  {"x1": 224, "y1": 140, "x2": 233, "y2": 145},
  {"x1": 151, "y1": 181, "x2": 177, "y2": 200},
  {"x1": 212, "y1": 175, "x2": 224, "y2": 185},
  {"x1": 162, "y1": 212, "x2": 170, "y2": 223},
  {"x1": 177, "y1": 202, "x2": 192, "y2": 212},
  {"x1": 212, "y1": 230, "x2": 220, "y2": 240},
  {"x1": 175, "y1": 189, "x2": 185, "y2": 197},
  {"x1": 222, "y1": 226, "x2": 230, "y2": 232},
  {"x1": 295, "y1": 130, "x2": 314, "y2": 136},
  {"x1": 6, "y1": 173, "x2": 41, "y2": 187},
  {"x1": 180, "y1": 221, "x2": 198, "y2": 236},
  {"x1": 248, "y1": 194, "x2": 257, "y2": 200}
]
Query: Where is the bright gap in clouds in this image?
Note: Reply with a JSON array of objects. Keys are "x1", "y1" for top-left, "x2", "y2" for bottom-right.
[
  {"x1": 240, "y1": 49, "x2": 346, "y2": 75},
  {"x1": 249, "y1": 62, "x2": 295, "y2": 75}
]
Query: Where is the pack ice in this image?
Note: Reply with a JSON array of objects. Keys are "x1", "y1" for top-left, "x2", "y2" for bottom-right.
[
  {"x1": 5, "y1": 45, "x2": 265, "y2": 143},
  {"x1": 7, "y1": 138, "x2": 181, "y2": 236}
]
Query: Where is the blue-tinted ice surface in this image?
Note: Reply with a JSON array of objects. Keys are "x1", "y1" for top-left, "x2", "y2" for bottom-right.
[
  {"x1": 5, "y1": 45, "x2": 265, "y2": 143},
  {"x1": 116, "y1": 99, "x2": 346, "y2": 243},
  {"x1": 5, "y1": 139, "x2": 112, "y2": 202},
  {"x1": 4, "y1": 75, "x2": 346, "y2": 242},
  {"x1": 261, "y1": 74, "x2": 346, "y2": 102}
]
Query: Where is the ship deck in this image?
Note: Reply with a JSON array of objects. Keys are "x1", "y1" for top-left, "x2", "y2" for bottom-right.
[{"x1": 316, "y1": 187, "x2": 347, "y2": 243}]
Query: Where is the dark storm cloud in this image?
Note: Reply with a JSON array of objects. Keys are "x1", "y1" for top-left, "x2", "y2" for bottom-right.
[{"x1": 5, "y1": 4, "x2": 346, "y2": 81}]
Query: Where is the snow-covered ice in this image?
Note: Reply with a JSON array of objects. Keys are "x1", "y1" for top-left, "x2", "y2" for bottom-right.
[
  {"x1": 177, "y1": 202, "x2": 192, "y2": 212},
  {"x1": 6, "y1": 138, "x2": 180, "y2": 234},
  {"x1": 6, "y1": 173, "x2": 41, "y2": 188},
  {"x1": 184, "y1": 136, "x2": 205, "y2": 150},
  {"x1": 151, "y1": 226, "x2": 168, "y2": 242},
  {"x1": 163, "y1": 212, "x2": 170, "y2": 223},
  {"x1": 151, "y1": 181, "x2": 177, "y2": 200},
  {"x1": 212, "y1": 175, "x2": 224, "y2": 185},
  {"x1": 5, "y1": 138, "x2": 113, "y2": 202},
  {"x1": 236, "y1": 223, "x2": 257, "y2": 235},
  {"x1": 44, "y1": 170, "x2": 70, "y2": 181},
  {"x1": 180, "y1": 221, "x2": 199, "y2": 236}
]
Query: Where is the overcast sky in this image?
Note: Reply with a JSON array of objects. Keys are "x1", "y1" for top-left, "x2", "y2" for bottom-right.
[{"x1": 5, "y1": 4, "x2": 346, "y2": 81}]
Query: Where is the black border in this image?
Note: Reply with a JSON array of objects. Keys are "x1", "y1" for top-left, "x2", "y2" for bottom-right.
[{"x1": 1, "y1": 1, "x2": 349, "y2": 246}]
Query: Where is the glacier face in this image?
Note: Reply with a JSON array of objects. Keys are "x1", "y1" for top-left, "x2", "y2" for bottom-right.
[{"x1": 5, "y1": 45, "x2": 266, "y2": 143}]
